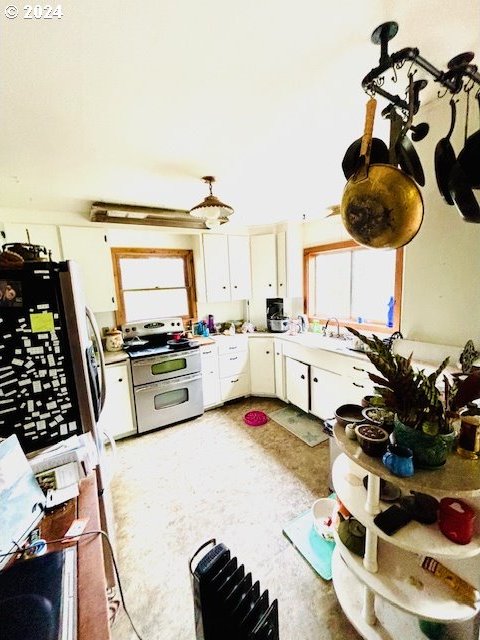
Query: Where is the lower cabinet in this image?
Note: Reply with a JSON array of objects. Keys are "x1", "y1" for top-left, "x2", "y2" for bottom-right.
[
  {"x1": 274, "y1": 339, "x2": 286, "y2": 401},
  {"x1": 249, "y1": 338, "x2": 275, "y2": 396},
  {"x1": 217, "y1": 336, "x2": 250, "y2": 402},
  {"x1": 200, "y1": 343, "x2": 221, "y2": 409},
  {"x1": 310, "y1": 364, "x2": 376, "y2": 420},
  {"x1": 285, "y1": 357, "x2": 309, "y2": 413},
  {"x1": 99, "y1": 362, "x2": 137, "y2": 439}
]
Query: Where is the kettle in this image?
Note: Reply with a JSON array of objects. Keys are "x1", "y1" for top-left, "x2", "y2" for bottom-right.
[{"x1": 297, "y1": 314, "x2": 309, "y2": 333}]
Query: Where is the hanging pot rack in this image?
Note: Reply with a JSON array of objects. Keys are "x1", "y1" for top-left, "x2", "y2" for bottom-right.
[{"x1": 361, "y1": 22, "x2": 480, "y2": 113}]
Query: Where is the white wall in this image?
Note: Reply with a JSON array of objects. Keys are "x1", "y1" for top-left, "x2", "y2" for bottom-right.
[{"x1": 301, "y1": 93, "x2": 480, "y2": 348}]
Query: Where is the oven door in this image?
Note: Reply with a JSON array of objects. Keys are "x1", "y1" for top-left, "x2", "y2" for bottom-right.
[
  {"x1": 131, "y1": 349, "x2": 201, "y2": 386},
  {"x1": 134, "y1": 372, "x2": 204, "y2": 433}
]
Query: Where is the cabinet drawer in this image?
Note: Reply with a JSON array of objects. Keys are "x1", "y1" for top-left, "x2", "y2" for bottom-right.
[
  {"x1": 220, "y1": 373, "x2": 250, "y2": 402},
  {"x1": 219, "y1": 350, "x2": 249, "y2": 378},
  {"x1": 201, "y1": 345, "x2": 219, "y2": 373},
  {"x1": 216, "y1": 336, "x2": 248, "y2": 355}
]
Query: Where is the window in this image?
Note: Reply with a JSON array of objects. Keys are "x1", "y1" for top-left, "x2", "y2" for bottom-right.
[
  {"x1": 111, "y1": 248, "x2": 197, "y2": 326},
  {"x1": 304, "y1": 240, "x2": 403, "y2": 332}
]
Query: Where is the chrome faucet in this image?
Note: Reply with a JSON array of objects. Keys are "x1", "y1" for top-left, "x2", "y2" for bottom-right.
[{"x1": 324, "y1": 317, "x2": 340, "y2": 338}]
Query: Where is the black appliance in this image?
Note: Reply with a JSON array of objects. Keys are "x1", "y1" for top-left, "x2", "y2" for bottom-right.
[
  {"x1": 0, "y1": 261, "x2": 105, "y2": 454},
  {"x1": 266, "y1": 298, "x2": 288, "y2": 333},
  {"x1": 190, "y1": 539, "x2": 279, "y2": 640}
]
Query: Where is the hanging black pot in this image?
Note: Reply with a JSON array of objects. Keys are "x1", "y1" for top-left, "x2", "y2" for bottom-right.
[
  {"x1": 457, "y1": 91, "x2": 480, "y2": 189},
  {"x1": 434, "y1": 99, "x2": 457, "y2": 205}
]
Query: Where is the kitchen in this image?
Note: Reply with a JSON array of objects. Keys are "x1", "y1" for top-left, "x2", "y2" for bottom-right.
[{"x1": 0, "y1": 1, "x2": 480, "y2": 639}]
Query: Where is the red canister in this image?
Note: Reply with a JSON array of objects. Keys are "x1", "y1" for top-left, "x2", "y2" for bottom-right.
[{"x1": 439, "y1": 498, "x2": 476, "y2": 545}]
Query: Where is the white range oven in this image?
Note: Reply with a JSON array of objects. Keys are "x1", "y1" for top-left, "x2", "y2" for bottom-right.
[{"x1": 123, "y1": 318, "x2": 204, "y2": 434}]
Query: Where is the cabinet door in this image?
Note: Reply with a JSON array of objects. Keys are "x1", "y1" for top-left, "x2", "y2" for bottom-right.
[
  {"x1": 228, "y1": 235, "x2": 251, "y2": 300},
  {"x1": 201, "y1": 344, "x2": 221, "y2": 408},
  {"x1": 202, "y1": 234, "x2": 230, "y2": 302},
  {"x1": 220, "y1": 373, "x2": 250, "y2": 402},
  {"x1": 3, "y1": 222, "x2": 62, "y2": 261},
  {"x1": 249, "y1": 338, "x2": 275, "y2": 396},
  {"x1": 276, "y1": 231, "x2": 287, "y2": 298},
  {"x1": 98, "y1": 362, "x2": 136, "y2": 439},
  {"x1": 250, "y1": 234, "x2": 277, "y2": 299},
  {"x1": 274, "y1": 339, "x2": 285, "y2": 401},
  {"x1": 59, "y1": 227, "x2": 116, "y2": 312},
  {"x1": 285, "y1": 357, "x2": 309, "y2": 413},
  {"x1": 310, "y1": 366, "x2": 346, "y2": 420}
]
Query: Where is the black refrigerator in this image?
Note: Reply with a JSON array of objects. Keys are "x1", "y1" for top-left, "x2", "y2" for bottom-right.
[{"x1": 0, "y1": 260, "x2": 106, "y2": 455}]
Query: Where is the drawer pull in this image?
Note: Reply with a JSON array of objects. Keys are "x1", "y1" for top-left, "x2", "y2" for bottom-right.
[
  {"x1": 232, "y1": 378, "x2": 239, "y2": 383},
  {"x1": 228, "y1": 346, "x2": 237, "y2": 350},
  {"x1": 313, "y1": 377, "x2": 318, "y2": 383},
  {"x1": 300, "y1": 374, "x2": 305, "y2": 380},
  {"x1": 203, "y1": 350, "x2": 211, "y2": 355},
  {"x1": 230, "y1": 356, "x2": 238, "y2": 361},
  {"x1": 352, "y1": 382, "x2": 364, "y2": 388},
  {"x1": 353, "y1": 366, "x2": 365, "y2": 372},
  {"x1": 118, "y1": 378, "x2": 123, "y2": 382}
]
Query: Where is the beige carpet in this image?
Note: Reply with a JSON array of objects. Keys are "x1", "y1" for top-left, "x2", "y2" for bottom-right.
[{"x1": 109, "y1": 397, "x2": 361, "y2": 640}]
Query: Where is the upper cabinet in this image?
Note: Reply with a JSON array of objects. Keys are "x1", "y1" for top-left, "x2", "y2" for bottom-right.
[
  {"x1": 59, "y1": 226, "x2": 117, "y2": 312},
  {"x1": 276, "y1": 231, "x2": 287, "y2": 298},
  {"x1": 250, "y1": 233, "x2": 277, "y2": 299},
  {"x1": 3, "y1": 222, "x2": 63, "y2": 262},
  {"x1": 202, "y1": 234, "x2": 251, "y2": 303}
]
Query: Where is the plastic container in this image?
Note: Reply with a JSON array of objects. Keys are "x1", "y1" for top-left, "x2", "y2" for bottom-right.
[
  {"x1": 386, "y1": 296, "x2": 394, "y2": 328},
  {"x1": 312, "y1": 498, "x2": 337, "y2": 541},
  {"x1": 438, "y1": 498, "x2": 476, "y2": 545},
  {"x1": 243, "y1": 411, "x2": 268, "y2": 427}
]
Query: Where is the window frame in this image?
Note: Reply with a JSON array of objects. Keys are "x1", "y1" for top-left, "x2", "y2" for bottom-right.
[
  {"x1": 111, "y1": 247, "x2": 197, "y2": 327},
  {"x1": 303, "y1": 240, "x2": 403, "y2": 333}
]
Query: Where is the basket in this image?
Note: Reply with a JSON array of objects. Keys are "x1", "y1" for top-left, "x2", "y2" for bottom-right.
[{"x1": 243, "y1": 410, "x2": 268, "y2": 427}]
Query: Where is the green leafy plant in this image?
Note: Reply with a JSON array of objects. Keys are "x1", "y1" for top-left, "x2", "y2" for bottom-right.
[{"x1": 347, "y1": 328, "x2": 480, "y2": 436}]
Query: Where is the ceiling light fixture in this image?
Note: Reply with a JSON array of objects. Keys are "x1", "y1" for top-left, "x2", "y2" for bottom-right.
[{"x1": 189, "y1": 176, "x2": 234, "y2": 227}]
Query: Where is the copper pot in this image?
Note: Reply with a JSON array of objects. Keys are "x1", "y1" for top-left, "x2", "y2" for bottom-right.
[{"x1": 340, "y1": 98, "x2": 424, "y2": 249}]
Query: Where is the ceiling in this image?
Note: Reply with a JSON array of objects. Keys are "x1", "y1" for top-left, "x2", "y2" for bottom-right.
[{"x1": 0, "y1": 1, "x2": 479, "y2": 226}]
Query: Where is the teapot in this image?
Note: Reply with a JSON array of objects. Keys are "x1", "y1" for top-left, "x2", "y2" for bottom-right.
[{"x1": 105, "y1": 328, "x2": 124, "y2": 352}]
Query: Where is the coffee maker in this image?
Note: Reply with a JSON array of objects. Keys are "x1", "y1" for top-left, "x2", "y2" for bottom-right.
[{"x1": 266, "y1": 298, "x2": 288, "y2": 333}]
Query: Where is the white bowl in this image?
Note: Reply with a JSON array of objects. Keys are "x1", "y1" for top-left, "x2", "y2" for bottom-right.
[{"x1": 312, "y1": 498, "x2": 336, "y2": 541}]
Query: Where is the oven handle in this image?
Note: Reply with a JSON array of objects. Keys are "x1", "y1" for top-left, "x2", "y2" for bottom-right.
[
  {"x1": 134, "y1": 371, "x2": 202, "y2": 393},
  {"x1": 131, "y1": 349, "x2": 200, "y2": 367}
]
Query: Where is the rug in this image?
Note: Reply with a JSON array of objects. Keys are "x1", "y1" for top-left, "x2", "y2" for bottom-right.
[
  {"x1": 267, "y1": 406, "x2": 328, "y2": 447},
  {"x1": 283, "y1": 508, "x2": 335, "y2": 581}
]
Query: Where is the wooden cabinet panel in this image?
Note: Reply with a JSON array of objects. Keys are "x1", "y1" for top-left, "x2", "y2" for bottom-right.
[
  {"x1": 249, "y1": 338, "x2": 275, "y2": 396},
  {"x1": 202, "y1": 234, "x2": 230, "y2": 302},
  {"x1": 285, "y1": 357, "x2": 309, "y2": 413},
  {"x1": 250, "y1": 234, "x2": 277, "y2": 299},
  {"x1": 98, "y1": 362, "x2": 136, "y2": 439},
  {"x1": 228, "y1": 235, "x2": 251, "y2": 300}
]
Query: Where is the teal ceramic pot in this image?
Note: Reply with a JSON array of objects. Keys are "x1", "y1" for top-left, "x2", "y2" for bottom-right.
[
  {"x1": 439, "y1": 428, "x2": 457, "y2": 454},
  {"x1": 393, "y1": 416, "x2": 448, "y2": 469}
]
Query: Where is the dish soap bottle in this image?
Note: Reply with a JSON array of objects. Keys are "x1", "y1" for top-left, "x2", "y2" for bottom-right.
[{"x1": 386, "y1": 297, "x2": 394, "y2": 328}]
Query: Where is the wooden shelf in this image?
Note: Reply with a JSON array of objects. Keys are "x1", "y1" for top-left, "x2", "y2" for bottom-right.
[
  {"x1": 334, "y1": 423, "x2": 480, "y2": 497},
  {"x1": 333, "y1": 533, "x2": 480, "y2": 623},
  {"x1": 332, "y1": 549, "x2": 477, "y2": 640},
  {"x1": 332, "y1": 454, "x2": 480, "y2": 559}
]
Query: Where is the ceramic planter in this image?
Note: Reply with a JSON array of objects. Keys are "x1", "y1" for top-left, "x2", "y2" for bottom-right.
[{"x1": 393, "y1": 416, "x2": 448, "y2": 469}]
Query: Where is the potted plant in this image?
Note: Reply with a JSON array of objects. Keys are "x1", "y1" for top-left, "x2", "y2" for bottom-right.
[{"x1": 347, "y1": 328, "x2": 480, "y2": 467}]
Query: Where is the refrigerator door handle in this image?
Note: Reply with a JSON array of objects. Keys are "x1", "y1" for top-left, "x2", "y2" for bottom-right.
[{"x1": 86, "y1": 305, "x2": 107, "y2": 413}]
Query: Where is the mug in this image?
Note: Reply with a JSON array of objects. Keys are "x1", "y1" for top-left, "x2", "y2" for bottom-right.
[{"x1": 382, "y1": 444, "x2": 414, "y2": 477}]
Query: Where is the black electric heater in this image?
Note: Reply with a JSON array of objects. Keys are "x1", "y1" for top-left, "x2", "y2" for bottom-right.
[{"x1": 190, "y1": 540, "x2": 279, "y2": 640}]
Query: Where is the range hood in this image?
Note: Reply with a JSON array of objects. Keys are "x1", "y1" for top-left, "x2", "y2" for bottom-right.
[{"x1": 90, "y1": 201, "x2": 230, "y2": 229}]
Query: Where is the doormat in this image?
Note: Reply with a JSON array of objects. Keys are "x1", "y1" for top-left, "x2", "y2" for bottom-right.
[
  {"x1": 283, "y1": 508, "x2": 335, "y2": 581},
  {"x1": 267, "y1": 407, "x2": 328, "y2": 447}
]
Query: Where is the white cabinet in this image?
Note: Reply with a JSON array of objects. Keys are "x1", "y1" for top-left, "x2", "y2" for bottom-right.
[
  {"x1": 332, "y1": 427, "x2": 480, "y2": 640},
  {"x1": 98, "y1": 362, "x2": 136, "y2": 440},
  {"x1": 200, "y1": 343, "x2": 221, "y2": 409},
  {"x1": 310, "y1": 366, "x2": 345, "y2": 420},
  {"x1": 274, "y1": 339, "x2": 286, "y2": 401},
  {"x1": 249, "y1": 338, "x2": 275, "y2": 396},
  {"x1": 285, "y1": 357, "x2": 309, "y2": 413},
  {"x1": 276, "y1": 231, "x2": 287, "y2": 298},
  {"x1": 3, "y1": 222, "x2": 62, "y2": 261},
  {"x1": 202, "y1": 234, "x2": 251, "y2": 302},
  {"x1": 59, "y1": 227, "x2": 117, "y2": 312},
  {"x1": 227, "y1": 235, "x2": 251, "y2": 300},
  {"x1": 216, "y1": 335, "x2": 250, "y2": 402},
  {"x1": 250, "y1": 234, "x2": 277, "y2": 299}
]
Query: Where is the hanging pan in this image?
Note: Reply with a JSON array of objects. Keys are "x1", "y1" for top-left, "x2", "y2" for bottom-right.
[
  {"x1": 434, "y1": 98, "x2": 457, "y2": 205},
  {"x1": 396, "y1": 78, "x2": 427, "y2": 187},
  {"x1": 448, "y1": 90, "x2": 480, "y2": 223},
  {"x1": 457, "y1": 91, "x2": 480, "y2": 189},
  {"x1": 341, "y1": 97, "x2": 424, "y2": 249}
]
